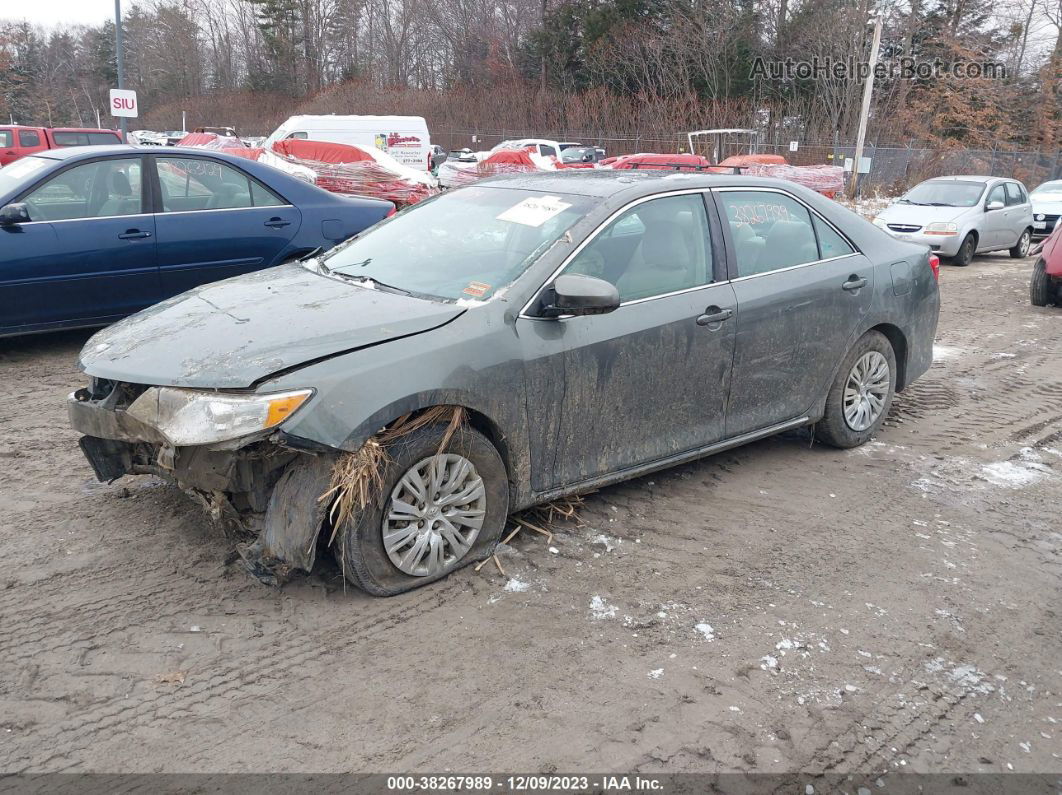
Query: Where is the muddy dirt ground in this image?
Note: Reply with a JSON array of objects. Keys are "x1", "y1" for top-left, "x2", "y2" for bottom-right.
[{"x1": 0, "y1": 252, "x2": 1059, "y2": 777}]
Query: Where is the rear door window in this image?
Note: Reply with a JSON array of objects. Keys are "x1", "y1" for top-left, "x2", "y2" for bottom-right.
[
  {"x1": 19, "y1": 130, "x2": 41, "y2": 148},
  {"x1": 719, "y1": 190, "x2": 820, "y2": 277},
  {"x1": 0, "y1": 130, "x2": 12, "y2": 147},
  {"x1": 813, "y1": 215, "x2": 855, "y2": 259},
  {"x1": 1005, "y1": 182, "x2": 1024, "y2": 206},
  {"x1": 156, "y1": 157, "x2": 277, "y2": 211},
  {"x1": 52, "y1": 132, "x2": 88, "y2": 146}
]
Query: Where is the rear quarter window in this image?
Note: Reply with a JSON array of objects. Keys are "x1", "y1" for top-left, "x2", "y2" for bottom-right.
[{"x1": 0, "y1": 130, "x2": 11, "y2": 147}]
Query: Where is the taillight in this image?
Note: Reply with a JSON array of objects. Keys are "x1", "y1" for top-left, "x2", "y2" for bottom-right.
[
  {"x1": 928, "y1": 254, "x2": 940, "y2": 282},
  {"x1": 386, "y1": 204, "x2": 397, "y2": 218}
]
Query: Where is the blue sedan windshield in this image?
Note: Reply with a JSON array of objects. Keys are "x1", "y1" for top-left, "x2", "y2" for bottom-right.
[
  {"x1": 0, "y1": 156, "x2": 51, "y2": 197},
  {"x1": 320, "y1": 186, "x2": 594, "y2": 301}
]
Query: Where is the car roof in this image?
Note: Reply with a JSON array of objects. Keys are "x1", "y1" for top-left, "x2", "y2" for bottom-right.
[
  {"x1": 476, "y1": 169, "x2": 823, "y2": 199},
  {"x1": 32, "y1": 144, "x2": 254, "y2": 163},
  {"x1": 926, "y1": 175, "x2": 1007, "y2": 184}
]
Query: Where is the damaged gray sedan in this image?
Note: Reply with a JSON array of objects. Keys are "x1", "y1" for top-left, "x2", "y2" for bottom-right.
[{"x1": 69, "y1": 171, "x2": 940, "y2": 595}]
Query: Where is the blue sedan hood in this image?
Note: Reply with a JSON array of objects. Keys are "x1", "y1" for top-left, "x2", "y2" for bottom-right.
[{"x1": 79, "y1": 264, "x2": 465, "y2": 388}]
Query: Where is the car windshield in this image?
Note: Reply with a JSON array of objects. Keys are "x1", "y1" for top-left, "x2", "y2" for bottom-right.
[
  {"x1": 900, "y1": 180, "x2": 985, "y2": 207},
  {"x1": 1032, "y1": 181, "x2": 1062, "y2": 195},
  {"x1": 561, "y1": 148, "x2": 593, "y2": 163},
  {"x1": 0, "y1": 156, "x2": 50, "y2": 196},
  {"x1": 318, "y1": 186, "x2": 594, "y2": 301}
]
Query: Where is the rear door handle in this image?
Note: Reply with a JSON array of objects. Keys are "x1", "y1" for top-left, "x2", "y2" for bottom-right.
[
  {"x1": 118, "y1": 229, "x2": 151, "y2": 240},
  {"x1": 696, "y1": 306, "x2": 733, "y2": 326},
  {"x1": 842, "y1": 276, "x2": 868, "y2": 291},
  {"x1": 265, "y1": 217, "x2": 292, "y2": 228}
]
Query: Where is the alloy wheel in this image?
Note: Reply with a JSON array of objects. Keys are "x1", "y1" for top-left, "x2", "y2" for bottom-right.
[
  {"x1": 1018, "y1": 230, "x2": 1031, "y2": 257},
  {"x1": 842, "y1": 351, "x2": 890, "y2": 432},
  {"x1": 382, "y1": 454, "x2": 486, "y2": 577}
]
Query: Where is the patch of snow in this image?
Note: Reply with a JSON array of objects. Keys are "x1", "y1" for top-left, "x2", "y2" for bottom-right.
[
  {"x1": 974, "y1": 713, "x2": 984, "y2": 724},
  {"x1": 933, "y1": 345, "x2": 962, "y2": 361},
  {"x1": 589, "y1": 595, "x2": 616, "y2": 619},
  {"x1": 591, "y1": 534, "x2": 619, "y2": 552},
  {"x1": 761, "y1": 655, "x2": 778, "y2": 670},
  {"x1": 648, "y1": 668, "x2": 663, "y2": 680},
  {"x1": 981, "y1": 459, "x2": 1048, "y2": 488},
  {"x1": 504, "y1": 578, "x2": 530, "y2": 593},
  {"x1": 694, "y1": 623, "x2": 716, "y2": 641}
]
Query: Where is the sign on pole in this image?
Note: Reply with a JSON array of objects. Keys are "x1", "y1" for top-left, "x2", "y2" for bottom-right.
[
  {"x1": 109, "y1": 89, "x2": 139, "y2": 118},
  {"x1": 789, "y1": 141, "x2": 799, "y2": 152}
]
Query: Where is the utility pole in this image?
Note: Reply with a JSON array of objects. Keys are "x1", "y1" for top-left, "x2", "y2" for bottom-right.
[
  {"x1": 850, "y1": 16, "x2": 882, "y2": 198},
  {"x1": 115, "y1": 0, "x2": 126, "y2": 142}
]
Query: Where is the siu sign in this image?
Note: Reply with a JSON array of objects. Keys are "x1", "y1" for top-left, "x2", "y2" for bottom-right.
[{"x1": 109, "y1": 89, "x2": 139, "y2": 118}]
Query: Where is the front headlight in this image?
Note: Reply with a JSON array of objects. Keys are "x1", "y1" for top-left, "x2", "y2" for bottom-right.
[
  {"x1": 126, "y1": 387, "x2": 313, "y2": 446},
  {"x1": 872, "y1": 217, "x2": 888, "y2": 228},
  {"x1": 924, "y1": 222, "x2": 958, "y2": 236}
]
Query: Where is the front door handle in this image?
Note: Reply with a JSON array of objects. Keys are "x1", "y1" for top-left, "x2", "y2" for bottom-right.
[
  {"x1": 118, "y1": 229, "x2": 152, "y2": 240},
  {"x1": 264, "y1": 217, "x2": 292, "y2": 228},
  {"x1": 696, "y1": 306, "x2": 733, "y2": 326},
  {"x1": 842, "y1": 276, "x2": 868, "y2": 291}
]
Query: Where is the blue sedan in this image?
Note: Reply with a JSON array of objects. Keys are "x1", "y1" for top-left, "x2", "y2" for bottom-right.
[{"x1": 0, "y1": 146, "x2": 393, "y2": 337}]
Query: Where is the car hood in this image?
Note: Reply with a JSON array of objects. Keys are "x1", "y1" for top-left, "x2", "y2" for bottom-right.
[
  {"x1": 876, "y1": 204, "x2": 973, "y2": 225},
  {"x1": 79, "y1": 264, "x2": 465, "y2": 389},
  {"x1": 1032, "y1": 196, "x2": 1062, "y2": 213}
]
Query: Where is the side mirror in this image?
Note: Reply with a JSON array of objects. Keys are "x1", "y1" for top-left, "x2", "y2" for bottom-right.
[
  {"x1": 986, "y1": 200, "x2": 1004, "y2": 211},
  {"x1": 0, "y1": 202, "x2": 30, "y2": 226},
  {"x1": 541, "y1": 274, "x2": 620, "y2": 318}
]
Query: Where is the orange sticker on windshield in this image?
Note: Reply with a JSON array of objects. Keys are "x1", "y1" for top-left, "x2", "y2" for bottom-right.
[{"x1": 463, "y1": 281, "x2": 491, "y2": 298}]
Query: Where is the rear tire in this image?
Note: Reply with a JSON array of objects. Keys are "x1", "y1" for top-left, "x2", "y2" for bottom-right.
[
  {"x1": 1030, "y1": 258, "x2": 1055, "y2": 306},
  {"x1": 1010, "y1": 228, "x2": 1032, "y2": 258},
  {"x1": 951, "y1": 233, "x2": 976, "y2": 266},
  {"x1": 335, "y1": 423, "x2": 508, "y2": 596},
  {"x1": 816, "y1": 331, "x2": 897, "y2": 449}
]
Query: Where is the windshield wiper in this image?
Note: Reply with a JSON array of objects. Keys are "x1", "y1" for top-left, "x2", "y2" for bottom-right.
[
  {"x1": 924, "y1": 202, "x2": 952, "y2": 207},
  {"x1": 336, "y1": 273, "x2": 411, "y2": 295}
]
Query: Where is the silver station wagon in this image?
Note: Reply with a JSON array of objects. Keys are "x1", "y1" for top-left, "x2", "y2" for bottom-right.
[{"x1": 872, "y1": 175, "x2": 1034, "y2": 266}]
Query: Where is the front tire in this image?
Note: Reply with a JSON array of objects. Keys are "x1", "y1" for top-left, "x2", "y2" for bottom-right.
[
  {"x1": 951, "y1": 233, "x2": 976, "y2": 266},
  {"x1": 1010, "y1": 228, "x2": 1032, "y2": 258},
  {"x1": 1030, "y1": 258, "x2": 1055, "y2": 306},
  {"x1": 816, "y1": 331, "x2": 897, "y2": 449},
  {"x1": 335, "y1": 423, "x2": 509, "y2": 596}
]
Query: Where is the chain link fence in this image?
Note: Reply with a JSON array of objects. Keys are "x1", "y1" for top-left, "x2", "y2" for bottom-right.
[{"x1": 433, "y1": 128, "x2": 1062, "y2": 193}]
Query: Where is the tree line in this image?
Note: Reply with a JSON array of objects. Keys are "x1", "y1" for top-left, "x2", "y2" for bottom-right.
[{"x1": 0, "y1": 0, "x2": 1058, "y2": 150}]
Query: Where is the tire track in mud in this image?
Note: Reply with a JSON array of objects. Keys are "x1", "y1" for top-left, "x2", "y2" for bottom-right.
[{"x1": 2, "y1": 580, "x2": 463, "y2": 772}]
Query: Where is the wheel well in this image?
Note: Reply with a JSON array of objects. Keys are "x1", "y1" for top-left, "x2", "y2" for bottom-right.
[
  {"x1": 965, "y1": 230, "x2": 978, "y2": 246},
  {"x1": 870, "y1": 323, "x2": 909, "y2": 390},
  {"x1": 380, "y1": 404, "x2": 512, "y2": 480}
]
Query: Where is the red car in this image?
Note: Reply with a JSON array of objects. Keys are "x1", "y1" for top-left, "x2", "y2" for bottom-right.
[
  {"x1": 0, "y1": 126, "x2": 123, "y2": 166},
  {"x1": 1031, "y1": 223, "x2": 1062, "y2": 306}
]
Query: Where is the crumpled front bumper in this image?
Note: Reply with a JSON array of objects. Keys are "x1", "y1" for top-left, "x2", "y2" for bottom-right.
[{"x1": 68, "y1": 382, "x2": 325, "y2": 586}]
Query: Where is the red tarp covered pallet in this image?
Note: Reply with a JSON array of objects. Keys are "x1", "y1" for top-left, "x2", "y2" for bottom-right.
[{"x1": 269, "y1": 139, "x2": 437, "y2": 207}]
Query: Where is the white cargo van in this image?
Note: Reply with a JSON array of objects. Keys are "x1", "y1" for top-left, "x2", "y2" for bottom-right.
[{"x1": 263, "y1": 115, "x2": 433, "y2": 172}]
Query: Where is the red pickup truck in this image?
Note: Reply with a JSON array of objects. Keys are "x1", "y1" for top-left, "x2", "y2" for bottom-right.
[{"x1": 0, "y1": 126, "x2": 123, "y2": 166}]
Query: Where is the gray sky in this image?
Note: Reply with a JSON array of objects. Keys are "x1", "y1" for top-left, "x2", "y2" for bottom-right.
[{"x1": 2, "y1": 0, "x2": 115, "y2": 27}]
